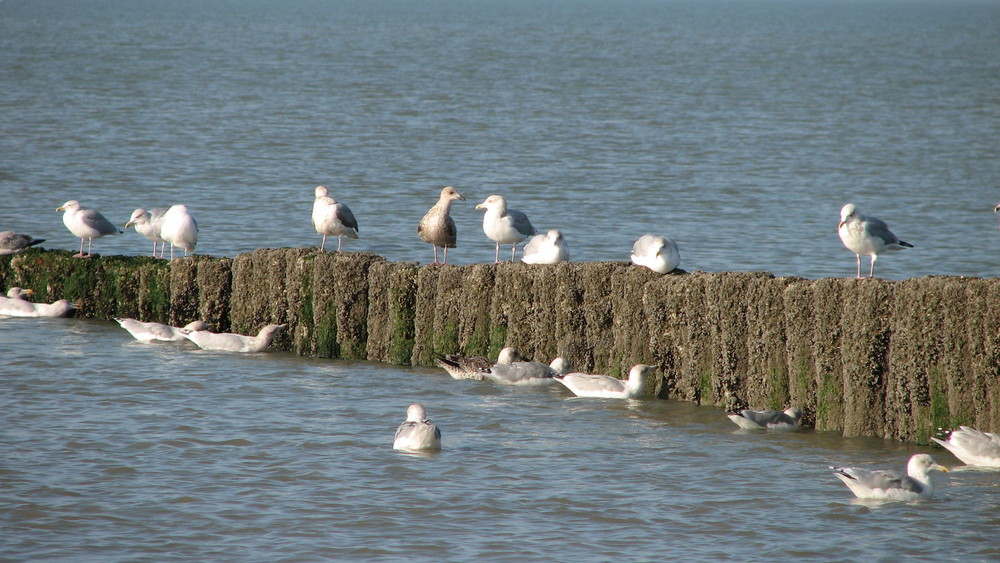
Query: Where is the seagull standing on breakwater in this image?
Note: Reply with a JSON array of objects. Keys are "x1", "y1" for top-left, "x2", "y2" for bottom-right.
[
  {"x1": 312, "y1": 186, "x2": 359, "y2": 252},
  {"x1": 630, "y1": 234, "x2": 680, "y2": 274},
  {"x1": 521, "y1": 229, "x2": 569, "y2": 265},
  {"x1": 475, "y1": 194, "x2": 536, "y2": 263},
  {"x1": 837, "y1": 203, "x2": 912, "y2": 278},
  {"x1": 57, "y1": 200, "x2": 122, "y2": 258},
  {"x1": 160, "y1": 204, "x2": 198, "y2": 260},
  {"x1": 125, "y1": 208, "x2": 168, "y2": 258},
  {"x1": 418, "y1": 186, "x2": 465, "y2": 265}
]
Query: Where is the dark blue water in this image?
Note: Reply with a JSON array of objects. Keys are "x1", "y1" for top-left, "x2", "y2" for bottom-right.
[{"x1": 2, "y1": 0, "x2": 1000, "y2": 560}]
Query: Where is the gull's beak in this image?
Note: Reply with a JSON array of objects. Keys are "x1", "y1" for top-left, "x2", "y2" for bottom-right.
[
  {"x1": 124, "y1": 220, "x2": 134, "y2": 228},
  {"x1": 23, "y1": 288, "x2": 34, "y2": 296},
  {"x1": 475, "y1": 203, "x2": 485, "y2": 210},
  {"x1": 56, "y1": 206, "x2": 65, "y2": 212},
  {"x1": 934, "y1": 464, "x2": 948, "y2": 473},
  {"x1": 994, "y1": 204, "x2": 1000, "y2": 214},
  {"x1": 838, "y1": 220, "x2": 845, "y2": 229}
]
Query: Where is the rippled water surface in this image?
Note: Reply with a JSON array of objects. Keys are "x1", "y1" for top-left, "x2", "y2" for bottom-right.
[{"x1": 3, "y1": 0, "x2": 1000, "y2": 560}]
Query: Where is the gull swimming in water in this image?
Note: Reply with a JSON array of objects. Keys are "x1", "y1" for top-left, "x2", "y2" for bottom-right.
[
  {"x1": 115, "y1": 318, "x2": 210, "y2": 342},
  {"x1": 0, "y1": 231, "x2": 45, "y2": 256},
  {"x1": 931, "y1": 426, "x2": 1000, "y2": 468},
  {"x1": 417, "y1": 186, "x2": 465, "y2": 265},
  {"x1": 182, "y1": 323, "x2": 285, "y2": 353},
  {"x1": 0, "y1": 287, "x2": 75, "y2": 317},
  {"x1": 312, "y1": 186, "x2": 359, "y2": 252},
  {"x1": 480, "y1": 351, "x2": 570, "y2": 386},
  {"x1": 434, "y1": 346, "x2": 522, "y2": 381},
  {"x1": 393, "y1": 403, "x2": 442, "y2": 452},
  {"x1": 630, "y1": 234, "x2": 680, "y2": 274},
  {"x1": 727, "y1": 407, "x2": 803, "y2": 430},
  {"x1": 838, "y1": 203, "x2": 913, "y2": 278},
  {"x1": 831, "y1": 454, "x2": 947, "y2": 501},
  {"x1": 57, "y1": 200, "x2": 122, "y2": 258},
  {"x1": 160, "y1": 204, "x2": 198, "y2": 260},
  {"x1": 555, "y1": 364, "x2": 654, "y2": 399},
  {"x1": 475, "y1": 194, "x2": 537, "y2": 263},
  {"x1": 521, "y1": 229, "x2": 569, "y2": 265},
  {"x1": 125, "y1": 208, "x2": 168, "y2": 258}
]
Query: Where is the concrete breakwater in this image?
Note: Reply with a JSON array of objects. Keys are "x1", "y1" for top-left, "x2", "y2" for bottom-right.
[{"x1": 3, "y1": 248, "x2": 998, "y2": 444}]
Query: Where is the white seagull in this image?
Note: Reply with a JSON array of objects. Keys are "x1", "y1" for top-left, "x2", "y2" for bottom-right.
[
  {"x1": 160, "y1": 204, "x2": 198, "y2": 260},
  {"x1": 831, "y1": 454, "x2": 948, "y2": 501},
  {"x1": 931, "y1": 426, "x2": 1000, "y2": 468},
  {"x1": 475, "y1": 194, "x2": 537, "y2": 263},
  {"x1": 0, "y1": 231, "x2": 45, "y2": 256},
  {"x1": 125, "y1": 208, "x2": 168, "y2": 258},
  {"x1": 0, "y1": 287, "x2": 75, "y2": 317},
  {"x1": 838, "y1": 203, "x2": 913, "y2": 278},
  {"x1": 393, "y1": 403, "x2": 442, "y2": 452},
  {"x1": 555, "y1": 364, "x2": 654, "y2": 399},
  {"x1": 182, "y1": 323, "x2": 285, "y2": 353},
  {"x1": 115, "y1": 318, "x2": 210, "y2": 342},
  {"x1": 312, "y1": 186, "x2": 359, "y2": 252},
  {"x1": 630, "y1": 234, "x2": 680, "y2": 274},
  {"x1": 727, "y1": 407, "x2": 803, "y2": 430},
  {"x1": 417, "y1": 186, "x2": 465, "y2": 265},
  {"x1": 57, "y1": 200, "x2": 122, "y2": 258},
  {"x1": 521, "y1": 229, "x2": 569, "y2": 265}
]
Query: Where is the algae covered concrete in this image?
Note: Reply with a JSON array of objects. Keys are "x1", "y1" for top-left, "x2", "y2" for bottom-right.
[{"x1": 3, "y1": 248, "x2": 999, "y2": 443}]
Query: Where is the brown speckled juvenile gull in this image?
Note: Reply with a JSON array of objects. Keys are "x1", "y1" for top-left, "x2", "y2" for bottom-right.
[
  {"x1": 418, "y1": 186, "x2": 465, "y2": 265},
  {"x1": 0, "y1": 231, "x2": 45, "y2": 256},
  {"x1": 434, "y1": 346, "x2": 523, "y2": 381}
]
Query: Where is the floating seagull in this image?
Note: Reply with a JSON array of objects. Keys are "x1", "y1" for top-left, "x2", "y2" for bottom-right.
[
  {"x1": 115, "y1": 318, "x2": 210, "y2": 342},
  {"x1": 831, "y1": 454, "x2": 947, "y2": 501},
  {"x1": 393, "y1": 403, "x2": 442, "y2": 452},
  {"x1": 57, "y1": 200, "x2": 122, "y2": 258},
  {"x1": 727, "y1": 407, "x2": 803, "y2": 430},
  {"x1": 555, "y1": 364, "x2": 654, "y2": 399},
  {"x1": 837, "y1": 203, "x2": 913, "y2": 278},
  {"x1": 931, "y1": 426, "x2": 1000, "y2": 468},
  {"x1": 522, "y1": 229, "x2": 569, "y2": 265},
  {"x1": 0, "y1": 287, "x2": 75, "y2": 317},
  {"x1": 160, "y1": 204, "x2": 198, "y2": 260},
  {"x1": 418, "y1": 186, "x2": 465, "y2": 265},
  {"x1": 125, "y1": 208, "x2": 168, "y2": 258},
  {"x1": 312, "y1": 186, "x2": 359, "y2": 252},
  {"x1": 0, "y1": 231, "x2": 45, "y2": 256},
  {"x1": 182, "y1": 323, "x2": 285, "y2": 353},
  {"x1": 475, "y1": 194, "x2": 536, "y2": 263},
  {"x1": 480, "y1": 352, "x2": 570, "y2": 386},
  {"x1": 630, "y1": 234, "x2": 680, "y2": 274},
  {"x1": 434, "y1": 346, "x2": 523, "y2": 381}
]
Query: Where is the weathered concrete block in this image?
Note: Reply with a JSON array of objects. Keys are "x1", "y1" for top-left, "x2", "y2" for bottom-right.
[{"x1": 367, "y1": 261, "x2": 418, "y2": 364}]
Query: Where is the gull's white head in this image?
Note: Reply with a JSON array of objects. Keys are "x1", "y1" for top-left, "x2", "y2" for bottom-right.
[
  {"x1": 56, "y1": 200, "x2": 81, "y2": 213},
  {"x1": 549, "y1": 357, "x2": 571, "y2": 374},
  {"x1": 315, "y1": 186, "x2": 329, "y2": 198},
  {"x1": 475, "y1": 194, "x2": 507, "y2": 212},
  {"x1": 406, "y1": 403, "x2": 429, "y2": 422},
  {"x1": 125, "y1": 208, "x2": 149, "y2": 228},
  {"x1": 908, "y1": 453, "x2": 948, "y2": 478},
  {"x1": 839, "y1": 203, "x2": 858, "y2": 225}
]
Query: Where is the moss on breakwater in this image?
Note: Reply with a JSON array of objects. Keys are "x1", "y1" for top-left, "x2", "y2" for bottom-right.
[{"x1": 3, "y1": 248, "x2": 999, "y2": 444}]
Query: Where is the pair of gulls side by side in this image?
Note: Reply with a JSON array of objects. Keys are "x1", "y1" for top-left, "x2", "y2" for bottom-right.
[
  {"x1": 115, "y1": 318, "x2": 285, "y2": 353},
  {"x1": 125, "y1": 205, "x2": 199, "y2": 260},
  {"x1": 0, "y1": 287, "x2": 75, "y2": 317}
]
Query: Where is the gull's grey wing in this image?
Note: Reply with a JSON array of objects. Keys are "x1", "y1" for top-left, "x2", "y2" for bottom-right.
[{"x1": 507, "y1": 209, "x2": 536, "y2": 238}]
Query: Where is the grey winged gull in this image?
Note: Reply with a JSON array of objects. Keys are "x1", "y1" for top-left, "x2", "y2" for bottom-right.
[
  {"x1": 0, "y1": 231, "x2": 45, "y2": 256},
  {"x1": 312, "y1": 186, "x2": 359, "y2": 252},
  {"x1": 115, "y1": 318, "x2": 210, "y2": 342},
  {"x1": 838, "y1": 203, "x2": 913, "y2": 278},
  {"x1": 727, "y1": 407, "x2": 802, "y2": 430},
  {"x1": 555, "y1": 364, "x2": 654, "y2": 399},
  {"x1": 0, "y1": 287, "x2": 75, "y2": 317},
  {"x1": 630, "y1": 234, "x2": 680, "y2": 274},
  {"x1": 125, "y1": 208, "x2": 168, "y2": 258},
  {"x1": 831, "y1": 454, "x2": 947, "y2": 501},
  {"x1": 182, "y1": 323, "x2": 285, "y2": 353},
  {"x1": 931, "y1": 426, "x2": 1000, "y2": 467},
  {"x1": 418, "y1": 186, "x2": 465, "y2": 265},
  {"x1": 521, "y1": 229, "x2": 569, "y2": 265},
  {"x1": 57, "y1": 200, "x2": 122, "y2": 258},
  {"x1": 475, "y1": 194, "x2": 537, "y2": 263},
  {"x1": 393, "y1": 403, "x2": 442, "y2": 452},
  {"x1": 160, "y1": 204, "x2": 198, "y2": 260},
  {"x1": 480, "y1": 349, "x2": 570, "y2": 386}
]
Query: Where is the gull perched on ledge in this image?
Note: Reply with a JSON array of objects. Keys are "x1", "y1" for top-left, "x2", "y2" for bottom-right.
[
  {"x1": 838, "y1": 203, "x2": 912, "y2": 278},
  {"x1": 476, "y1": 194, "x2": 536, "y2": 263},
  {"x1": 57, "y1": 200, "x2": 121, "y2": 258},
  {"x1": 312, "y1": 186, "x2": 359, "y2": 252},
  {"x1": 125, "y1": 208, "x2": 167, "y2": 258},
  {"x1": 630, "y1": 234, "x2": 680, "y2": 274},
  {"x1": 418, "y1": 186, "x2": 465, "y2": 265}
]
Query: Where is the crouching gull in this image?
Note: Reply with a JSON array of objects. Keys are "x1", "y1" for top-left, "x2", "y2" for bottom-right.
[
  {"x1": 727, "y1": 407, "x2": 802, "y2": 430},
  {"x1": 393, "y1": 403, "x2": 442, "y2": 452},
  {"x1": 931, "y1": 426, "x2": 1000, "y2": 468},
  {"x1": 630, "y1": 234, "x2": 680, "y2": 274},
  {"x1": 831, "y1": 454, "x2": 947, "y2": 501},
  {"x1": 555, "y1": 364, "x2": 654, "y2": 399},
  {"x1": 521, "y1": 229, "x2": 569, "y2": 265},
  {"x1": 182, "y1": 323, "x2": 285, "y2": 353}
]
